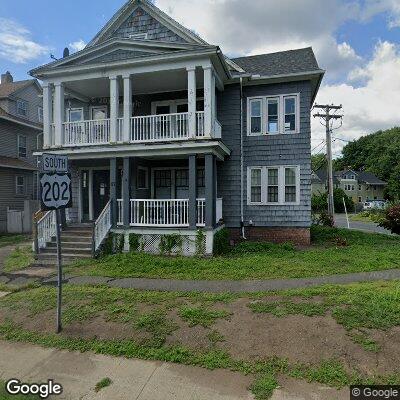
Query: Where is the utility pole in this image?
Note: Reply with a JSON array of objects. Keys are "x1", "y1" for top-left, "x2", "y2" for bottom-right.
[{"x1": 313, "y1": 104, "x2": 343, "y2": 219}]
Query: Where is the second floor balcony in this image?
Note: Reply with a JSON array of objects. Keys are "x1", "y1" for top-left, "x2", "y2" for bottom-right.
[
  {"x1": 43, "y1": 63, "x2": 223, "y2": 150},
  {"x1": 56, "y1": 110, "x2": 222, "y2": 147}
]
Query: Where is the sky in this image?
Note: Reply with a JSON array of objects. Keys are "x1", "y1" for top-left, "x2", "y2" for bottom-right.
[{"x1": 0, "y1": 0, "x2": 400, "y2": 157}]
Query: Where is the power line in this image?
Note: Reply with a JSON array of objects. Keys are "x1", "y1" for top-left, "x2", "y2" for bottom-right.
[{"x1": 313, "y1": 104, "x2": 344, "y2": 218}]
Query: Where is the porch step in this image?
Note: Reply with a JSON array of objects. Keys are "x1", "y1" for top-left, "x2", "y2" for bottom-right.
[
  {"x1": 41, "y1": 246, "x2": 92, "y2": 256},
  {"x1": 37, "y1": 253, "x2": 92, "y2": 260},
  {"x1": 55, "y1": 235, "x2": 93, "y2": 243},
  {"x1": 48, "y1": 241, "x2": 92, "y2": 249}
]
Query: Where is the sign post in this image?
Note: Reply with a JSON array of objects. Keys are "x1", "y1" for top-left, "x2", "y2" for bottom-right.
[{"x1": 40, "y1": 153, "x2": 72, "y2": 334}]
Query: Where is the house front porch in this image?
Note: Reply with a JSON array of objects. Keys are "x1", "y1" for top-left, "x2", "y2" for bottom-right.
[{"x1": 64, "y1": 152, "x2": 224, "y2": 255}]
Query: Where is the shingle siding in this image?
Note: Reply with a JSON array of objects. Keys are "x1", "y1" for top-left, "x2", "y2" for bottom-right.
[
  {"x1": 218, "y1": 81, "x2": 312, "y2": 229},
  {"x1": 111, "y1": 7, "x2": 187, "y2": 43}
]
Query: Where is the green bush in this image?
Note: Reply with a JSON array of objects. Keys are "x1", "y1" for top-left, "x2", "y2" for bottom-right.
[
  {"x1": 379, "y1": 204, "x2": 400, "y2": 234},
  {"x1": 195, "y1": 229, "x2": 206, "y2": 256},
  {"x1": 312, "y1": 188, "x2": 354, "y2": 213},
  {"x1": 213, "y1": 228, "x2": 231, "y2": 255},
  {"x1": 129, "y1": 233, "x2": 141, "y2": 252},
  {"x1": 159, "y1": 234, "x2": 183, "y2": 255}
]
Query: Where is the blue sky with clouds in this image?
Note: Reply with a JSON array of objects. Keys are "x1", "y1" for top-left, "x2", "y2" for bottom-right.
[{"x1": 1, "y1": 0, "x2": 399, "y2": 155}]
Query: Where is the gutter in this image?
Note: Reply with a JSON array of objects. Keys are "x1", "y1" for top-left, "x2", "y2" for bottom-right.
[
  {"x1": 0, "y1": 115, "x2": 43, "y2": 131},
  {"x1": 239, "y1": 76, "x2": 246, "y2": 239}
]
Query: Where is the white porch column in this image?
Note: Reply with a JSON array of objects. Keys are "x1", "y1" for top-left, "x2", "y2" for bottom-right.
[
  {"x1": 109, "y1": 75, "x2": 119, "y2": 143},
  {"x1": 187, "y1": 67, "x2": 197, "y2": 138},
  {"x1": 42, "y1": 83, "x2": 53, "y2": 149},
  {"x1": 123, "y1": 74, "x2": 132, "y2": 143},
  {"x1": 203, "y1": 66, "x2": 213, "y2": 138},
  {"x1": 54, "y1": 82, "x2": 64, "y2": 147}
]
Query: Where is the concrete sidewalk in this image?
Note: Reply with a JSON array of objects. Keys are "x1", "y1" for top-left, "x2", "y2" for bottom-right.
[
  {"x1": 41, "y1": 267, "x2": 400, "y2": 293},
  {"x1": 0, "y1": 340, "x2": 254, "y2": 400}
]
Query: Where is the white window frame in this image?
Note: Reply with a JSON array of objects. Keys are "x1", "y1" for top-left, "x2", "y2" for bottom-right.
[
  {"x1": 247, "y1": 94, "x2": 300, "y2": 136},
  {"x1": 16, "y1": 99, "x2": 28, "y2": 117},
  {"x1": 67, "y1": 107, "x2": 84, "y2": 122},
  {"x1": 129, "y1": 33, "x2": 148, "y2": 40},
  {"x1": 38, "y1": 106, "x2": 43, "y2": 123},
  {"x1": 18, "y1": 134, "x2": 27, "y2": 158},
  {"x1": 15, "y1": 175, "x2": 26, "y2": 195},
  {"x1": 247, "y1": 165, "x2": 300, "y2": 205},
  {"x1": 137, "y1": 166, "x2": 149, "y2": 190},
  {"x1": 248, "y1": 98, "x2": 263, "y2": 135}
]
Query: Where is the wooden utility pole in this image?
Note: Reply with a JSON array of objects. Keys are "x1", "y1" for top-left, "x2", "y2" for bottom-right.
[{"x1": 313, "y1": 104, "x2": 343, "y2": 219}]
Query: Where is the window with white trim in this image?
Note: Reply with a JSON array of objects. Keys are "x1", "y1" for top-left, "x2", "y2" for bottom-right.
[
  {"x1": 249, "y1": 99, "x2": 262, "y2": 134},
  {"x1": 248, "y1": 166, "x2": 300, "y2": 205},
  {"x1": 17, "y1": 99, "x2": 27, "y2": 117},
  {"x1": 250, "y1": 168, "x2": 262, "y2": 203},
  {"x1": 18, "y1": 135, "x2": 27, "y2": 158},
  {"x1": 247, "y1": 94, "x2": 299, "y2": 135},
  {"x1": 15, "y1": 175, "x2": 26, "y2": 195},
  {"x1": 267, "y1": 98, "x2": 279, "y2": 134}
]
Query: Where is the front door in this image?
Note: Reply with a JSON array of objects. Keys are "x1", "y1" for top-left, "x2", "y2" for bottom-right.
[
  {"x1": 154, "y1": 170, "x2": 172, "y2": 199},
  {"x1": 93, "y1": 170, "x2": 110, "y2": 219}
]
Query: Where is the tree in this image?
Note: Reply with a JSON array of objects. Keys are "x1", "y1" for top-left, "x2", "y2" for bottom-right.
[
  {"x1": 312, "y1": 188, "x2": 354, "y2": 213},
  {"x1": 334, "y1": 127, "x2": 400, "y2": 200},
  {"x1": 311, "y1": 153, "x2": 326, "y2": 171}
]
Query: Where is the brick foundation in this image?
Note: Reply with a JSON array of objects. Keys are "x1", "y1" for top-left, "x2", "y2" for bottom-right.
[{"x1": 228, "y1": 226, "x2": 311, "y2": 246}]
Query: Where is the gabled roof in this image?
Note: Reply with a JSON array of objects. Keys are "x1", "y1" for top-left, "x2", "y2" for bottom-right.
[
  {"x1": 87, "y1": 0, "x2": 208, "y2": 48},
  {"x1": 231, "y1": 47, "x2": 322, "y2": 77},
  {"x1": 0, "y1": 79, "x2": 41, "y2": 99},
  {"x1": 357, "y1": 172, "x2": 387, "y2": 185},
  {"x1": 313, "y1": 169, "x2": 340, "y2": 185},
  {"x1": 0, "y1": 106, "x2": 43, "y2": 130}
]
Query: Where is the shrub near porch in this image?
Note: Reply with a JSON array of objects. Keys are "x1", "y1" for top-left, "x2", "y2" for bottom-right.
[{"x1": 67, "y1": 226, "x2": 400, "y2": 280}]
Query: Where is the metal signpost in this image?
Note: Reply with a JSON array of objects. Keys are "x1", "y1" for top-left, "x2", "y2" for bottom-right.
[{"x1": 40, "y1": 154, "x2": 72, "y2": 333}]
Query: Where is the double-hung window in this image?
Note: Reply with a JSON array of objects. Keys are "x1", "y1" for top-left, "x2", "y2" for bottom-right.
[
  {"x1": 266, "y1": 98, "x2": 279, "y2": 134},
  {"x1": 16, "y1": 176, "x2": 26, "y2": 195},
  {"x1": 248, "y1": 94, "x2": 299, "y2": 135},
  {"x1": 250, "y1": 168, "x2": 262, "y2": 203},
  {"x1": 17, "y1": 100, "x2": 27, "y2": 117},
  {"x1": 249, "y1": 99, "x2": 262, "y2": 134},
  {"x1": 248, "y1": 166, "x2": 300, "y2": 205},
  {"x1": 284, "y1": 167, "x2": 297, "y2": 202},
  {"x1": 18, "y1": 135, "x2": 27, "y2": 158},
  {"x1": 267, "y1": 168, "x2": 279, "y2": 202}
]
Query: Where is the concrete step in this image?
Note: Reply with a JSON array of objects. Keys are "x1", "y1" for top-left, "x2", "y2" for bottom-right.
[
  {"x1": 41, "y1": 247, "x2": 92, "y2": 256},
  {"x1": 62, "y1": 229, "x2": 93, "y2": 236},
  {"x1": 37, "y1": 253, "x2": 92, "y2": 264},
  {"x1": 48, "y1": 241, "x2": 92, "y2": 249},
  {"x1": 54, "y1": 235, "x2": 93, "y2": 243}
]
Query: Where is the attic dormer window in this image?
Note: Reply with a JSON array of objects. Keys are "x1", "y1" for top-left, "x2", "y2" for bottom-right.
[
  {"x1": 17, "y1": 99, "x2": 27, "y2": 117},
  {"x1": 129, "y1": 33, "x2": 148, "y2": 40}
]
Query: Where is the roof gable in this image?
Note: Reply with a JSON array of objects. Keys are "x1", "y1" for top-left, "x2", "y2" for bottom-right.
[
  {"x1": 0, "y1": 79, "x2": 41, "y2": 99},
  {"x1": 88, "y1": 0, "x2": 207, "y2": 48}
]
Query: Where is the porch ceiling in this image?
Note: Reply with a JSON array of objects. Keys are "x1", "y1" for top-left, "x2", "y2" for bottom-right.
[{"x1": 64, "y1": 68, "x2": 205, "y2": 99}]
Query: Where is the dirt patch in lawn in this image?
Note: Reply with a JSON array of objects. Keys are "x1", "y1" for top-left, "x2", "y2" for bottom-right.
[{"x1": 213, "y1": 299, "x2": 398, "y2": 376}]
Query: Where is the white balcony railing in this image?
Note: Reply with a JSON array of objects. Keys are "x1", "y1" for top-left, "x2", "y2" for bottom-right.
[
  {"x1": 59, "y1": 112, "x2": 216, "y2": 147},
  {"x1": 63, "y1": 119, "x2": 110, "y2": 146}
]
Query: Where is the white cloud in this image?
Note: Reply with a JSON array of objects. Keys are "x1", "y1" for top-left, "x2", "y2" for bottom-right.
[
  {"x1": 155, "y1": 0, "x2": 363, "y2": 82},
  {"x1": 312, "y1": 41, "x2": 400, "y2": 157},
  {"x1": 0, "y1": 18, "x2": 49, "y2": 64},
  {"x1": 361, "y1": 0, "x2": 400, "y2": 28},
  {"x1": 69, "y1": 39, "x2": 86, "y2": 53}
]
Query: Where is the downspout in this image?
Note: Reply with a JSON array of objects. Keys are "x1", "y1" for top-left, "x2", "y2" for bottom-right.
[{"x1": 240, "y1": 76, "x2": 246, "y2": 239}]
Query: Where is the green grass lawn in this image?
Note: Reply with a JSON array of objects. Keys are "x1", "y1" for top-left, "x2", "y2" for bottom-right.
[
  {"x1": 0, "y1": 234, "x2": 30, "y2": 248},
  {"x1": 1, "y1": 281, "x2": 400, "y2": 399},
  {"x1": 66, "y1": 226, "x2": 400, "y2": 280},
  {"x1": 3, "y1": 246, "x2": 34, "y2": 273}
]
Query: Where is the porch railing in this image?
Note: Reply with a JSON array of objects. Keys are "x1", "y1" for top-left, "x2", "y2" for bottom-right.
[
  {"x1": 63, "y1": 119, "x2": 110, "y2": 146},
  {"x1": 93, "y1": 200, "x2": 112, "y2": 252},
  {"x1": 37, "y1": 210, "x2": 56, "y2": 249},
  {"x1": 116, "y1": 198, "x2": 221, "y2": 227},
  {"x1": 130, "y1": 199, "x2": 189, "y2": 227}
]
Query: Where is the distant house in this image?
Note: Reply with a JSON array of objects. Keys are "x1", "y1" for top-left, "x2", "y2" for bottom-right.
[
  {"x1": 312, "y1": 168, "x2": 387, "y2": 203},
  {"x1": 0, "y1": 71, "x2": 43, "y2": 232}
]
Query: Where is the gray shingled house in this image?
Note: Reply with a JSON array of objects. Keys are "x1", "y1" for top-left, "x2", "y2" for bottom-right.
[
  {"x1": 0, "y1": 72, "x2": 43, "y2": 232},
  {"x1": 30, "y1": 0, "x2": 324, "y2": 260}
]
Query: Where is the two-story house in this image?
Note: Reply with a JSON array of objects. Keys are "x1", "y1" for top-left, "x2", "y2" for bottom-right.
[
  {"x1": 30, "y1": 0, "x2": 324, "y2": 257},
  {"x1": 0, "y1": 71, "x2": 43, "y2": 232},
  {"x1": 312, "y1": 169, "x2": 387, "y2": 204}
]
